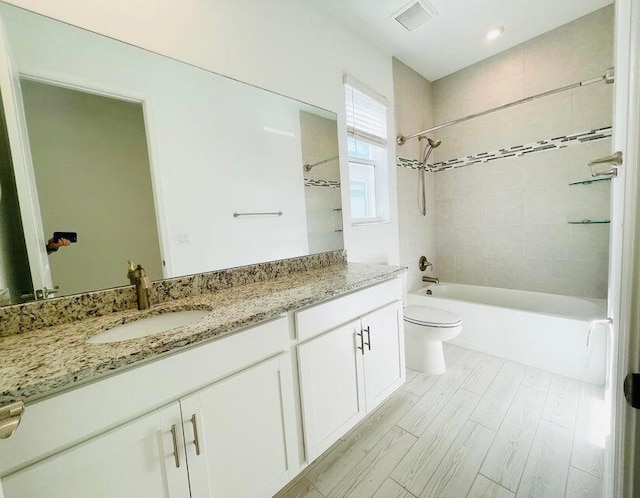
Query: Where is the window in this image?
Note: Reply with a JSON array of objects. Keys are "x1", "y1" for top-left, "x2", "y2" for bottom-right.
[{"x1": 344, "y1": 76, "x2": 390, "y2": 224}]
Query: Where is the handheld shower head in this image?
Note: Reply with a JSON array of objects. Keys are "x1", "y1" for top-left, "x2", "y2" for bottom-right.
[{"x1": 419, "y1": 135, "x2": 442, "y2": 166}]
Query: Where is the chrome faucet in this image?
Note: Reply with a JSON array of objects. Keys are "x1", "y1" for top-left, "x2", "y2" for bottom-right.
[
  {"x1": 422, "y1": 275, "x2": 440, "y2": 284},
  {"x1": 127, "y1": 261, "x2": 151, "y2": 310}
]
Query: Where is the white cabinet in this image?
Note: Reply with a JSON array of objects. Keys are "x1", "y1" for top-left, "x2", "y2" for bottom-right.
[
  {"x1": 0, "y1": 277, "x2": 406, "y2": 497},
  {"x1": 361, "y1": 303, "x2": 405, "y2": 412},
  {"x1": 298, "y1": 301, "x2": 404, "y2": 460},
  {"x1": 0, "y1": 316, "x2": 296, "y2": 498},
  {"x1": 3, "y1": 354, "x2": 294, "y2": 498},
  {"x1": 298, "y1": 320, "x2": 366, "y2": 459},
  {"x1": 2, "y1": 403, "x2": 190, "y2": 498},
  {"x1": 181, "y1": 354, "x2": 295, "y2": 498}
]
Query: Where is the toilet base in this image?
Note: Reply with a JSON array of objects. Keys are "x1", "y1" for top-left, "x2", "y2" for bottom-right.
[{"x1": 405, "y1": 335, "x2": 446, "y2": 375}]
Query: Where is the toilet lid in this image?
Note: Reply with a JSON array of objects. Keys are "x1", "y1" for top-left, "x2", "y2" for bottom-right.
[{"x1": 403, "y1": 305, "x2": 462, "y2": 327}]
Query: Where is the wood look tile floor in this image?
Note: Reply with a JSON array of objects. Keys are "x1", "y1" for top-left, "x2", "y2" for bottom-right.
[{"x1": 275, "y1": 344, "x2": 606, "y2": 498}]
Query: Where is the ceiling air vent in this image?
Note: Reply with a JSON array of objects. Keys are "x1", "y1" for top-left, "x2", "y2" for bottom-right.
[{"x1": 393, "y1": 0, "x2": 439, "y2": 31}]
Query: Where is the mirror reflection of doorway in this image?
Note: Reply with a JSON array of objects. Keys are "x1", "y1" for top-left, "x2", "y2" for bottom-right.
[
  {"x1": 0, "y1": 96, "x2": 31, "y2": 305},
  {"x1": 20, "y1": 79, "x2": 163, "y2": 297}
]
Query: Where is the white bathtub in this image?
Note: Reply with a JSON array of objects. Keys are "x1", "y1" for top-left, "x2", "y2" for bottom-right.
[{"x1": 407, "y1": 283, "x2": 608, "y2": 385}]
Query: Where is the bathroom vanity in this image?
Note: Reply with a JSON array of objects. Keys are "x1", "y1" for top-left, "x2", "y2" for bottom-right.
[{"x1": 0, "y1": 258, "x2": 405, "y2": 497}]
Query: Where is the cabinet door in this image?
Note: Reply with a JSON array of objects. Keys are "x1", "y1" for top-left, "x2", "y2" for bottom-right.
[
  {"x1": 181, "y1": 354, "x2": 295, "y2": 498},
  {"x1": 1, "y1": 403, "x2": 189, "y2": 498},
  {"x1": 362, "y1": 301, "x2": 405, "y2": 412},
  {"x1": 298, "y1": 320, "x2": 366, "y2": 461}
]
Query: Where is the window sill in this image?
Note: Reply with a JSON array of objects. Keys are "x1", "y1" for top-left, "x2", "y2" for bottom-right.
[{"x1": 351, "y1": 218, "x2": 390, "y2": 227}]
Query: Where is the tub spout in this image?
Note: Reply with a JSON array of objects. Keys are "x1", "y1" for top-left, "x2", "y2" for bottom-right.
[{"x1": 422, "y1": 276, "x2": 439, "y2": 284}]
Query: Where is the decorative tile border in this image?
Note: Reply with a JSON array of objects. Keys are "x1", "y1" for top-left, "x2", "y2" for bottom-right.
[
  {"x1": 304, "y1": 178, "x2": 341, "y2": 188},
  {"x1": 397, "y1": 126, "x2": 612, "y2": 172},
  {"x1": 0, "y1": 250, "x2": 347, "y2": 337},
  {"x1": 397, "y1": 157, "x2": 424, "y2": 170}
]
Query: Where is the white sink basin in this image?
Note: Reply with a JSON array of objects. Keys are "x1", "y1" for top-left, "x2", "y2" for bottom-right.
[{"x1": 87, "y1": 310, "x2": 210, "y2": 344}]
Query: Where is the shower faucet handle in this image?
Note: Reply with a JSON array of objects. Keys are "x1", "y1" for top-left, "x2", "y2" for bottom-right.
[{"x1": 419, "y1": 256, "x2": 433, "y2": 272}]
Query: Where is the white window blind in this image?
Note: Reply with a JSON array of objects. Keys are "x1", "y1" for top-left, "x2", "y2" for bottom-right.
[{"x1": 345, "y1": 84, "x2": 388, "y2": 148}]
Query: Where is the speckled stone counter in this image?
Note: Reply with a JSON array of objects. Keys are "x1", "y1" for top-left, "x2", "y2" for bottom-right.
[
  {"x1": 0, "y1": 250, "x2": 347, "y2": 337},
  {"x1": 0, "y1": 262, "x2": 405, "y2": 406}
]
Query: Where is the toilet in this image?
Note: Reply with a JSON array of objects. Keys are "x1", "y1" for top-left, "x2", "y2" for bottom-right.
[{"x1": 403, "y1": 305, "x2": 463, "y2": 375}]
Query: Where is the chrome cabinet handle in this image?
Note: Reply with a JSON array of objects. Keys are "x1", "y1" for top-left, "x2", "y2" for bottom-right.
[
  {"x1": 356, "y1": 331, "x2": 365, "y2": 356},
  {"x1": 170, "y1": 424, "x2": 180, "y2": 468},
  {"x1": 0, "y1": 401, "x2": 25, "y2": 439},
  {"x1": 191, "y1": 413, "x2": 201, "y2": 456},
  {"x1": 588, "y1": 151, "x2": 622, "y2": 178},
  {"x1": 364, "y1": 326, "x2": 371, "y2": 351}
]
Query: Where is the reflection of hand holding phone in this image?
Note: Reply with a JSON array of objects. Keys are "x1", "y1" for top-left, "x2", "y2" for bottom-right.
[
  {"x1": 47, "y1": 232, "x2": 77, "y2": 254},
  {"x1": 53, "y1": 232, "x2": 77, "y2": 243}
]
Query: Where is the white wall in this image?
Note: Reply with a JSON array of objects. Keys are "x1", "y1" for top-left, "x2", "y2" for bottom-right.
[{"x1": 4, "y1": 0, "x2": 400, "y2": 266}]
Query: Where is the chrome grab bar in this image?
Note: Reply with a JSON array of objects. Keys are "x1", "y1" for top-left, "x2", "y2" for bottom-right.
[{"x1": 233, "y1": 212, "x2": 283, "y2": 217}]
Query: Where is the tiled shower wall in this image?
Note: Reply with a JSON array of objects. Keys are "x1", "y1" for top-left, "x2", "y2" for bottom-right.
[
  {"x1": 393, "y1": 59, "x2": 437, "y2": 291},
  {"x1": 428, "y1": 6, "x2": 614, "y2": 299}
]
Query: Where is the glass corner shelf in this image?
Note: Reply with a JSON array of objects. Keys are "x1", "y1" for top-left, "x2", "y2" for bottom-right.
[
  {"x1": 567, "y1": 219, "x2": 611, "y2": 225},
  {"x1": 569, "y1": 177, "x2": 612, "y2": 186}
]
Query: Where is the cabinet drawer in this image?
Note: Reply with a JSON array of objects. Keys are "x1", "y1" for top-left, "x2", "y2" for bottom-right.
[{"x1": 295, "y1": 277, "x2": 402, "y2": 342}]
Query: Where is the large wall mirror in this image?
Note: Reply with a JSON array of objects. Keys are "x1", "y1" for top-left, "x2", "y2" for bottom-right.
[{"x1": 0, "y1": 2, "x2": 343, "y2": 305}]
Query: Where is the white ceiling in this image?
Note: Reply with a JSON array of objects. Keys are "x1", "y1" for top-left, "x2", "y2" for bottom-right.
[{"x1": 306, "y1": 0, "x2": 614, "y2": 81}]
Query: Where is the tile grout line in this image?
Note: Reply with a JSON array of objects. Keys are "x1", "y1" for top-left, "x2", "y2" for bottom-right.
[
  {"x1": 567, "y1": 382, "x2": 606, "y2": 482},
  {"x1": 419, "y1": 386, "x2": 485, "y2": 498},
  {"x1": 543, "y1": 412, "x2": 580, "y2": 492},
  {"x1": 478, "y1": 472, "x2": 513, "y2": 496},
  {"x1": 512, "y1": 375, "x2": 553, "y2": 496},
  {"x1": 474, "y1": 363, "x2": 531, "y2": 494},
  {"x1": 390, "y1": 476, "x2": 419, "y2": 498},
  {"x1": 322, "y1": 394, "x2": 421, "y2": 498},
  {"x1": 309, "y1": 479, "x2": 325, "y2": 498},
  {"x1": 567, "y1": 382, "x2": 582, "y2": 494}
]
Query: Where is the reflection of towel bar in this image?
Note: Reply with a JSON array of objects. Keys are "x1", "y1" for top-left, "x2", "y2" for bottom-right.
[{"x1": 233, "y1": 212, "x2": 283, "y2": 217}]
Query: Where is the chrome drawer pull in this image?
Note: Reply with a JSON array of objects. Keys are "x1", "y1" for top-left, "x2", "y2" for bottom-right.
[
  {"x1": 170, "y1": 424, "x2": 180, "y2": 468},
  {"x1": 191, "y1": 414, "x2": 201, "y2": 456},
  {"x1": 364, "y1": 326, "x2": 371, "y2": 351}
]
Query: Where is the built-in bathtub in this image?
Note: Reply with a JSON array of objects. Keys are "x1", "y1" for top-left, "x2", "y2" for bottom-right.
[{"x1": 407, "y1": 283, "x2": 608, "y2": 385}]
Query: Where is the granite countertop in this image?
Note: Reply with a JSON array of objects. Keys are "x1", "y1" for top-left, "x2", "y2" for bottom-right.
[{"x1": 0, "y1": 263, "x2": 405, "y2": 406}]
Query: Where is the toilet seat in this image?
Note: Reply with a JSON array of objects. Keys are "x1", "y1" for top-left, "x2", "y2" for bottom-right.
[{"x1": 403, "y1": 305, "x2": 462, "y2": 328}]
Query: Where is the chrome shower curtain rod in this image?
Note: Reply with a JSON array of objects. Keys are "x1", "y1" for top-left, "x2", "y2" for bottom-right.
[
  {"x1": 396, "y1": 67, "x2": 615, "y2": 146},
  {"x1": 303, "y1": 156, "x2": 339, "y2": 172}
]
